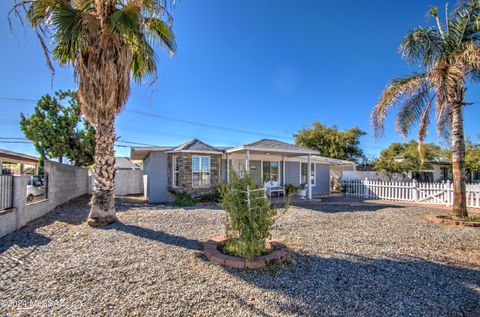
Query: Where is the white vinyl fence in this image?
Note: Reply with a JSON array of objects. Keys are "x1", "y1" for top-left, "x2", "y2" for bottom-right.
[{"x1": 342, "y1": 179, "x2": 480, "y2": 208}]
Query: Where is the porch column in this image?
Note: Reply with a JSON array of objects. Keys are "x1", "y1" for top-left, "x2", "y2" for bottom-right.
[
  {"x1": 307, "y1": 154, "x2": 312, "y2": 200},
  {"x1": 19, "y1": 163, "x2": 24, "y2": 175},
  {"x1": 282, "y1": 156, "x2": 285, "y2": 186},
  {"x1": 226, "y1": 153, "x2": 230, "y2": 183},
  {"x1": 245, "y1": 150, "x2": 250, "y2": 174}
]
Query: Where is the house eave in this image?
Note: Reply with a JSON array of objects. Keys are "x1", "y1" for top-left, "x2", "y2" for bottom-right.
[
  {"x1": 165, "y1": 150, "x2": 224, "y2": 155},
  {"x1": 225, "y1": 146, "x2": 319, "y2": 155}
]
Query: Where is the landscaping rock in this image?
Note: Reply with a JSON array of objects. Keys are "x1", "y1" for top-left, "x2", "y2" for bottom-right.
[{"x1": 0, "y1": 196, "x2": 479, "y2": 316}]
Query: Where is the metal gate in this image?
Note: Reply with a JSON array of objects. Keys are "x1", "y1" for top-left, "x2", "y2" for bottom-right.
[{"x1": 0, "y1": 175, "x2": 13, "y2": 210}]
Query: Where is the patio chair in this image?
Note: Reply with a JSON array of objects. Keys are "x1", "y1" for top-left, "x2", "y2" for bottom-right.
[{"x1": 264, "y1": 180, "x2": 285, "y2": 197}]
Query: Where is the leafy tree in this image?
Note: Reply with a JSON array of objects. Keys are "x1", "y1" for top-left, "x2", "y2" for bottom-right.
[
  {"x1": 371, "y1": 1, "x2": 480, "y2": 218},
  {"x1": 295, "y1": 122, "x2": 366, "y2": 162},
  {"x1": 372, "y1": 141, "x2": 444, "y2": 175},
  {"x1": 465, "y1": 138, "x2": 480, "y2": 173},
  {"x1": 20, "y1": 90, "x2": 95, "y2": 168},
  {"x1": 13, "y1": 1, "x2": 176, "y2": 226},
  {"x1": 445, "y1": 136, "x2": 480, "y2": 174}
]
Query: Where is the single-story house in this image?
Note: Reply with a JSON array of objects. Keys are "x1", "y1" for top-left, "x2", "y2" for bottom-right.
[
  {"x1": 131, "y1": 139, "x2": 356, "y2": 203},
  {"x1": 413, "y1": 158, "x2": 480, "y2": 183},
  {"x1": 0, "y1": 148, "x2": 39, "y2": 175}
]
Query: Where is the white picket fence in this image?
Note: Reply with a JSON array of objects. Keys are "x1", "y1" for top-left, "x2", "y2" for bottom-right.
[{"x1": 342, "y1": 179, "x2": 480, "y2": 208}]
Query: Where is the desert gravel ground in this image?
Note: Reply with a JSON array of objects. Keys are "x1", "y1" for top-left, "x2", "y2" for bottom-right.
[{"x1": 0, "y1": 196, "x2": 479, "y2": 317}]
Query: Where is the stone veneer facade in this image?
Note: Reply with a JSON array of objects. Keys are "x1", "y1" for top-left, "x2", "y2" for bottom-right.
[{"x1": 167, "y1": 153, "x2": 222, "y2": 195}]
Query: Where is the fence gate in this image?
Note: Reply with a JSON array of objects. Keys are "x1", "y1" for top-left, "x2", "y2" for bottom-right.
[{"x1": 0, "y1": 175, "x2": 13, "y2": 210}]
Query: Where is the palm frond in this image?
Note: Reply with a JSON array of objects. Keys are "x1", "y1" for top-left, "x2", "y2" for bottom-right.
[
  {"x1": 131, "y1": 36, "x2": 157, "y2": 82},
  {"x1": 51, "y1": 3, "x2": 87, "y2": 65},
  {"x1": 371, "y1": 73, "x2": 429, "y2": 138},
  {"x1": 394, "y1": 85, "x2": 434, "y2": 138},
  {"x1": 400, "y1": 26, "x2": 445, "y2": 68},
  {"x1": 145, "y1": 17, "x2": 176, "y2": 54},
  {"x1": 447, "y1": 5, "x2": 473, "y2": 51}
]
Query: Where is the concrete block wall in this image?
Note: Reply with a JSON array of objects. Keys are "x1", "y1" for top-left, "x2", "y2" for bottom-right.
[
  {"x1": 0, "y1": 161, "x2": 89, "y2": 238},
  {"x1": 115, "y1": 170, "x2": 144, "y2": 196}
]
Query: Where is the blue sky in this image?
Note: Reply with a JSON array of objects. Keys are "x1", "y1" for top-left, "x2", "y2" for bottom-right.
[{"x1": 1, "y1": 0, "x2": 479, "y2": 160}]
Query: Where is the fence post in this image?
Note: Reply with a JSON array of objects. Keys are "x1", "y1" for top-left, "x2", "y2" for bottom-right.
[
  {"x1": 412, "y1": 179, "x2": 418, "y2": 202},
  {"x1": 445, "y1": 180, "x2": 451, "y2": 206}
]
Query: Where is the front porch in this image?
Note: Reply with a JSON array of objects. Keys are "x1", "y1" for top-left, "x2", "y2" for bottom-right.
[{"x1": 224, "y1": 139, "x2": 321, "y2": 200}]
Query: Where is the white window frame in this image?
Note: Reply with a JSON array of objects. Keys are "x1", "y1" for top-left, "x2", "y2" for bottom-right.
[
  {"x1": 299, "y1": 162, "x2": 316, "y2": 187},
  {"x1": 192, "y1": 156, "x2": 211, "y2": 188},
  {"x1": 262, "y1": 161, "x2": 280, "y2": 183},
  {"x1": 172, "y1": 156, "x2": 179, "y2": 188}
]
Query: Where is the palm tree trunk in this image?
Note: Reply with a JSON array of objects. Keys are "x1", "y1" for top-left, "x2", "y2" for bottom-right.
[
  {"x1": 450, "y1": 102, "x2": 468, "y2": 218},
  {"x1": 87, "y1": 114, "x2": 117, "y2": 226}
]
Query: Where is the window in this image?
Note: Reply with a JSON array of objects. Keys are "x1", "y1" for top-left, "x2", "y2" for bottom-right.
[
  {"x1": 262, "y1": 161, "x2": 279, "y2": 182},
  {"x1": 192, "y1": 156, "x2": 211, "y2": 188},
  {"x1": 172, "y1": 156, "x2": 179, "y2": 188},
  {"x1": 440, "y1": 167, "x2": 449, "y2": 181},
  {"x1": 300, "y1": 163, "x2": 316, "y2": 186}
]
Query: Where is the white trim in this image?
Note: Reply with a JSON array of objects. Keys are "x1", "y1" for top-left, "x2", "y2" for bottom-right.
[
  {"x1": 166, "y1": 150, "x2": 223, "y2": 154},
  {"x1": 172, "y1": 155, "x2": 179, "y2": 188},
  {"x1": 226, "y1": 153, "x2": 230, "y2": 183},
  {"x1": 192, "y1": 155, "x2": 211, "y2": 188},
  {"x1": 225, "y1": 145, "x2": 318, "y2": 155},
  {"x1": 299, "y1": 162, "x2": 316, "y2": 187}
]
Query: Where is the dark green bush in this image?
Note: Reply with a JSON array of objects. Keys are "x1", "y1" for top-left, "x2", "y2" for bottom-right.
[
  {"x1": 285, "y1": 183, "x2": 298, "y2": 196},
  {"x1": 173, "y1": 191, "x2": 197, "y2": 206},
  {"x1": 220, "y1": 172, "x2": 279, "y2": 260},
  {"x1": 173, "y1": 191, "x2": 221, "y2": 207}
]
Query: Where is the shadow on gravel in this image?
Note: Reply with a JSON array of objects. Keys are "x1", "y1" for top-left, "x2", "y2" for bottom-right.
[
  {"x1": 291, "y1": 201, "x2": 406, "y2": 213},
  {"x1": 100, "y1": 222, "x2": 202, "y2": 251},
  {"x1": 223, "y1": 252, "x2": 480, "y2": 316}
]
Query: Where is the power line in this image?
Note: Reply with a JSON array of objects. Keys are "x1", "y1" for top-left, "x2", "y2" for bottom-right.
[
  {"x1": 0, "y1": 97, "x2": 294, "y2": 141},
  {"x1": 0, "y1": 136, "x2": 159, "y2": 147},
  {"x1": 125, "y1": 108, "x2": 294, "y2": 140}
]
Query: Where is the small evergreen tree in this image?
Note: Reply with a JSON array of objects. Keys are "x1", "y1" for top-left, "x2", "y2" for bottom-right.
[
  {"x1": 20, "y1": 90, "x2": 95, "y2": 167},
  {"x1": 220, "y1": 173, "x2": 278, "y2": 260}
]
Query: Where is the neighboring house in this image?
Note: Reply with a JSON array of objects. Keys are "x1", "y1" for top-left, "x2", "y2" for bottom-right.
[
  {"x1": 416, "y1": 159, "x2": 480, "y2": 183},
  {"x1": 115, "y1": 157, "x2": 141, "y2": 170},
  {"x1": 0, "y1": 149, "x2": 39, "y2": 175},
  {"x1": 131, "y1": 138, "x2": 356, "y2": 203}
]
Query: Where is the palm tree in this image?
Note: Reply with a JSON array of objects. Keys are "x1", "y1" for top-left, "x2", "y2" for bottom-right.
[
  {"x1": 371, "y1": 0, "x2": 480, "y2": 218},
  {"x1": 12, "y1": 0, "x2": 176, "y2": 225}
]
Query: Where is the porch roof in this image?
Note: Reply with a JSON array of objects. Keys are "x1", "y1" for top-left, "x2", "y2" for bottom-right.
[
  {"x1": 0, "y1": 148, "x2": 38, "y2": 165},
  {"x1": 225, "y1": 139, "x2": 319, "y2": 156}
]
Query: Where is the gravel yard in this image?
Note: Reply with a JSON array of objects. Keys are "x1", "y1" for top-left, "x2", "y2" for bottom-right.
[{"x1": 1, "y1": 196, "x2": 479, "y2": 317}]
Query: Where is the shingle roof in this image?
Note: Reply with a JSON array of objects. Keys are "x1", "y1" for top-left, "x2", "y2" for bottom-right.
[
  {"x1": 168, "y1": 139, "x2": 222, "y2": 153},
  {"x1": 115, "y1": 157, "x2": 141, "y2": 169},
  {"x1": 238, "y1": 139, "x2": 319, "y2": 154}
]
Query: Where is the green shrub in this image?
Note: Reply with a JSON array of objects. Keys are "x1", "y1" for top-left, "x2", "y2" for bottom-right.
[
  {"x1": 173, "y1": 191, "x2": 197, "y2": 206},
  {"x1": 173, "y1": 191, "x2": 220, "y2": 207},
  {"x1": 220, "y1": 172, "x2": 279, "y2": 260},
  {"x1": 197, "y1": 192, "x2": 221, "y2": 203},
  {"x1": 285, "y1": 183, "x2": 298, "y2": 196}
]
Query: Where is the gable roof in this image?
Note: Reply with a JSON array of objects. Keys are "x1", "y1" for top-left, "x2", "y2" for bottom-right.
[
  {"x1": 226, "y1": 139, "x2": 319, "y2": 155},
  {"x1": 166, "y1": 139, "x2": 223, "y2": 154},
  {"x1": 115, "y1": 157, "x2": 141, "y2": 169}
]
